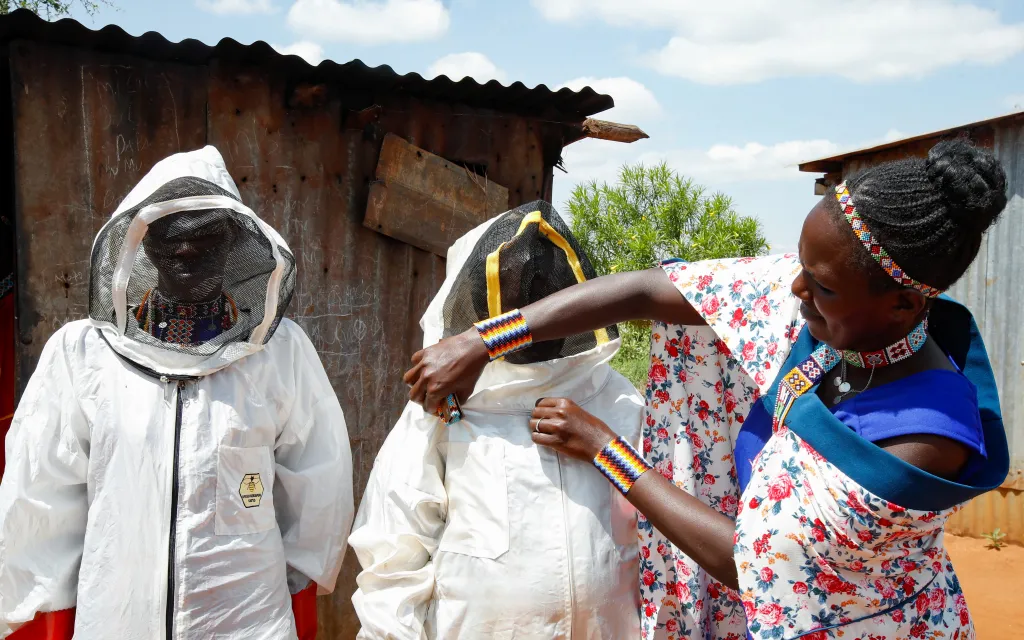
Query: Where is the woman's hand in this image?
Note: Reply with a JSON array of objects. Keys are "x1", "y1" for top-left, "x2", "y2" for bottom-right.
[
  {"x1": 404, "y1": 330, "x2": 490, "y2": 411},
  {"x1": 529, "y1": 398, "x2": 617, "y2": 462}
]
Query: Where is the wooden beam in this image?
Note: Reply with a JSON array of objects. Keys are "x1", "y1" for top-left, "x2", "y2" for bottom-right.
[
  {"x1": 575, "y1": 118, "x2": 649, "y2": 144},
  {"x1": 364, "y1": 134, "x2": 509, "y2": 257}
]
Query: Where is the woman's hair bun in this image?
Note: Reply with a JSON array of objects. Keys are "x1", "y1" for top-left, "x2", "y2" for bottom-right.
[{"x1": 925, "y1": 138, "x2": 1008, "y2": 233}]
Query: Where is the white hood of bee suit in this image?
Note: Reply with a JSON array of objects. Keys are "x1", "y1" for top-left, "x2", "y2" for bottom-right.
[
  {"x1": 419, "y1": 213, "x2": 624, "y2": 408},
  {"x1": 88, "y1": 145, "x2": 296, "y2": 377}
]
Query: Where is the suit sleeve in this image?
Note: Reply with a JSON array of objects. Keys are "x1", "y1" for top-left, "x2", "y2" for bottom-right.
[
  {"x1": 0, "y1": 328, "x2": 89, "y2": 638},
  {"x1": 273, "y1": 328, "x2": 354, "y2": 596},
  {"x1": 349, "y1": 403, "x2": 447, "y2": 640}
]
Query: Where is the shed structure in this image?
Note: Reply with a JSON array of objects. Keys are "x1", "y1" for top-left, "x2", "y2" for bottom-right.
[{"x1": 0, "y1": 9, "x2": 648, "y2": 635}]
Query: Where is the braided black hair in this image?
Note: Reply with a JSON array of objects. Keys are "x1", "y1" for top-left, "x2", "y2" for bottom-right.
[{"x1": 827, "y1": 138, "x2": 1008, "y2": 293}]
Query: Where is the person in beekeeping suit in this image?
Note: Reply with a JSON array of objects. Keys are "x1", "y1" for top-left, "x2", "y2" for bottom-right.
[
  {"x1": 0, "y1": 146, "x2": 353, "y2": 640},
  {"x1": 349, "y1": 201, "x2": 644, "y2": 639}
]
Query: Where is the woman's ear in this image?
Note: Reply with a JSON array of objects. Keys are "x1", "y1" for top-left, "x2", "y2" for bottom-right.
[{"x1": 890, "y1": 288, "x2": 928, "y2": 324}]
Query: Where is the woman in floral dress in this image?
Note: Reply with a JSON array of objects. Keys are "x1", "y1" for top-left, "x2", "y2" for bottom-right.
[{"x1": 403, "y1": 139, "x2": 1011, "y2": 639}]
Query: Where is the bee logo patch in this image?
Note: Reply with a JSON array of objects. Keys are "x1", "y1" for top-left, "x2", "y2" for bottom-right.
[{"x1": 239, "y1": 473, "x2": 264, "y2": 508}]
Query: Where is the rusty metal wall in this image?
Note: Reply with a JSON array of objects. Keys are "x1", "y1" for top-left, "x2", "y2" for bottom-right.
[
  {"x1": 948, "y1": 489, "x2": 1024, "y2": 545},
  {"x1": 945, "y1": 119, "x2": 1024, "y2": 543},
  {"x1": 837, "y1": 119, "x2": 1024, "y2": 542},
  {"x1": 9, "y1": 40, "x2": 558, "y2": 637}
]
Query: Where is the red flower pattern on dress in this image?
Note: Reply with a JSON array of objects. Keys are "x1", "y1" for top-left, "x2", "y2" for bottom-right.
[
  {"x1": 701, "y1": 296, "x2": 720, "y2": 316},
  {"x1": 766, "y1": 474, "x2": 795, "y2": 501},
  {"x1": 756, "y1": 603, "x2": 784, "y2": 626},
  {"x1": 737, "y1": 425, "x2": 974, "y2": 639}
]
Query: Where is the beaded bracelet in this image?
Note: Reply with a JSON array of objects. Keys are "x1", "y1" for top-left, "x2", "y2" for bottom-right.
[
  {"x1": 436, "y1": 393, "x2": 463, "y2": 426},
  {"x1": 474, "y1": 308, "x2": 533, "y2": 361},
  {"x1": 593, "y1": 436, "x2": 653, "y2": 495}
]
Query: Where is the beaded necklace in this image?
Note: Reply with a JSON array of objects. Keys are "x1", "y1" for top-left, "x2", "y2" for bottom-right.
[
  {"x1": 831, "y1": 319, "x2": 929, "y2": 405},
  {"x1": 773, "y1": 319, "x2": 928, "y2": 429},
  {"x1": 135, "y1": 288, "x2": 238, "y2": 346}
]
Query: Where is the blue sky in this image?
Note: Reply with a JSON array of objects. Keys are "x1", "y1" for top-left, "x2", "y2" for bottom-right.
[{"x1": 70, "y1": 0, "x2": 1024, "y2": 252}]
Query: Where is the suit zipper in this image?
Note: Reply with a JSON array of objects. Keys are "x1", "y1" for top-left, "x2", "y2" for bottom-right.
[
  {"x1": 166, "y1": 379, "x2": 185, "y2": 640},
  {"x1": 555, "y1": 453, "x2": 576, "y2": 638}
]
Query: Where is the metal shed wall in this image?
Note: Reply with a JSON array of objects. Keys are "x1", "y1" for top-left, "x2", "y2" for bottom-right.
[{"x1": 945, "y1": 119, "x2": 1024, "y2": 541}]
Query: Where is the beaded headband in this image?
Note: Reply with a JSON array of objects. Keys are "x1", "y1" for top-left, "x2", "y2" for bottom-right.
[{"x1": 834, "y1": 182, "x2": 943, "y2": 298}]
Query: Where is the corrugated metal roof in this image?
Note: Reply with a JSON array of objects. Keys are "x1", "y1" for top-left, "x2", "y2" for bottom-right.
[
  {"x1": 0, "y1": 8, "x2": 614, "y2": 121},
  {"x1": 799, "y1": 111, "x2": 1024, "y2": 173}
]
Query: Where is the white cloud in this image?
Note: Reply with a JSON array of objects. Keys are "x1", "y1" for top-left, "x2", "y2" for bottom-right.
[
  {"x1": 552, "y1": 138, "x2": 829, "y2": 251},
  {"x1": 557, "y1": 138, "x2": 835, "y2": 199},
  {"x1": 553, "y1": 127, "x2": 921, "y2": 210},
  {"x1": 272, "y1": 41, "x2": 326, "y2": 65},
  {"x1": 672, "y1": 140, "x2": 839, "y2": 183},
  {"x1": 558, "y1": 77, "x2": 661, "y2": 123},
  {"x1": 196, "y1": 0, "x2": 274, "y2": 14},
  {"x1": 287, "y1": 0, "x2": 449, "y2": 44},
  {"x1": 534, "y1": 0, "x2": 1024, "y2": 85},
  {"x1": 427, "y1": 52, "x2": 507, "y2": 83}
]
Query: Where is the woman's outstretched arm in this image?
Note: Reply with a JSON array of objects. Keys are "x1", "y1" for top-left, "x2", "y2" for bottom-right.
[{"x1": 404, "y1": 267, "x2": 703, "y2": 411}]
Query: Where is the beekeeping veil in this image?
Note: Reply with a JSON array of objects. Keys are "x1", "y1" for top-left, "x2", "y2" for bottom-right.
[
  {"x1": 423, "y1": 200, "x2": 616, "y2": 364},
  {"x1": 88, "y1": 146, "x2": 296, "y2": 376}
]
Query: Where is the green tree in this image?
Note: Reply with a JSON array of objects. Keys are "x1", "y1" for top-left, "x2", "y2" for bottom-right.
[
  {"x1": 0, "y1": 0, "x2": 111, "y2": 18},
  {"x1": 567, "y1": 161, "x2": 771, "y2": 388}
]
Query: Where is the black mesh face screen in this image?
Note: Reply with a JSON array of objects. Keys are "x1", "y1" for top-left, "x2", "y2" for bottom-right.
[
  {"x1": 441, "y1": 200, "x2": 618, "y2": 364},
  {"x1": 143, "y1": 209, "x2": 239, "y2": 304},
  {"x1": 89, "y1": 176, "x2": 296, "y2": 356}
]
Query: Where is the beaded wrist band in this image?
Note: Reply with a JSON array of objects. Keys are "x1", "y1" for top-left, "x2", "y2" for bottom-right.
[
  {"x1": 594, "y1": 437, "x2": 653, "y2": 495},
  {"x1": 436, "y1": 393, "x2": 463, "y2": 426},
  {"x1": 474, "y1": 309, "x2": 533, "y2": 361}
]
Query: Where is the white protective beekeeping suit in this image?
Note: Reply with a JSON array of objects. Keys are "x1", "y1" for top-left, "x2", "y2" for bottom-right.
[
  {"x1": 349, "y1": 202, "x2": 643, "y2": 639},
  {"x1": 0, "y1": 146, "x2": 353, "y2": 639}
]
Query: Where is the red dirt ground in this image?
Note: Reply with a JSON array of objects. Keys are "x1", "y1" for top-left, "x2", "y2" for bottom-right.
[{"x1": 946, "y1": 534, "x2": 1024, "y2": 639}]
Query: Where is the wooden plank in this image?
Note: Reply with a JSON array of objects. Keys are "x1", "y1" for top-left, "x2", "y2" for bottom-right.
[
  {"x1": 580, "y1": 118, "x2": 649, "y2": 143},
  {"x1": 363, "y1": 133, "x2": 509, "y2": 256},
  {"x1": 9, "y1": 40, "x2": 207, "y2": 388}
]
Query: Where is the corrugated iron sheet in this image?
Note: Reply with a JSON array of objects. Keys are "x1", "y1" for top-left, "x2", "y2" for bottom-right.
[
  {"x1": 799, "y1": 112, "x2": 1020, "y2": 173},
  {"x1": 0, "y1": 8, "x2": 614, "y2": 121},
  {"x1": 8, "y1": 36, "x2": 564, "y2": 637},
  {"x1": 948, "y1": 489, "x2": 1024, "y2": 545},
  {"x1": 946, "y1": 118, "x2": 1024, "y2": 488}
]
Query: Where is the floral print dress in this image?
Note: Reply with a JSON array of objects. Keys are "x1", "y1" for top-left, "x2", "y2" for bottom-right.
[
  {"x1": 640, "y1": 255, "x2": 1001, "y2": 639},
  {"x1": 641, "y1": 254, "x2": 803, "y2": 639},
  {"x1": 734, "y1": 424, "x2": 972, "y2": 639}
]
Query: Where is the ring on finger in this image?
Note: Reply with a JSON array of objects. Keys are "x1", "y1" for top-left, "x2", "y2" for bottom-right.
[{"x1": 534, "y1": 418, "x2": 544, "y2": 433}]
